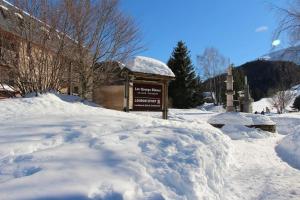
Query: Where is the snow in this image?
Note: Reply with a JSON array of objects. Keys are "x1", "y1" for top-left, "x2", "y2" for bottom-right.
[
  {"x1": 0, "y1": 93, "x2": 232, "y2": 200},
  {"x1": 259, "y1": 45, "x2": 300, "y2": 65},
  {"x1": 137, "y1": 109, "x2": 300, "y2": 200},
  {"x1": 0, "y1": 4, "x2": 8, "y2": 11},
  {"x1": 207, "y1": 112, "x2": 275, "y2": 126},
  {"x1": 223, "y1": 136, "x2": 300, "y2": 200},
  {"x1": 0, "y1": 83, "x2": 15, "y2": 92},
  {"x1": 1, "y1": 93, "x2": 300, "y2": 200},
  {"x1": 198, "y1": 103, "x2": 225, "y2": 113},
  {"x1": 221, "y1": 124, "x2": 273, "y2": 140},
  {"x1": 276, "y1": 125, "x2": 300, "y2": 170},
  {"x1": 268, "y1": 113, "x2": 300, "y2": 135},
  {"x1": 125, "y1": 56, "x2": 175, "y2": 77}
]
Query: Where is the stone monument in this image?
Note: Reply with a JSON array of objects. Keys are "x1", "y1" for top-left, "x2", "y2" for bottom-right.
[
  {"x1": 225, "y1": 66, "x2": 235, "y2": 112},
  {"x1": 241, "y1": 76, "x2": 254, "y2": 113}
]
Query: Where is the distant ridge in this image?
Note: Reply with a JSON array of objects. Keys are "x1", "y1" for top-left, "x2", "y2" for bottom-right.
[{"x1": 260, "y1": 45, "x2": 300, "y2": 65}]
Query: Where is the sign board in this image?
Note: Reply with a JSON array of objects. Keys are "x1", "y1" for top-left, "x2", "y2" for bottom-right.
[{"x1": 133, "y1": 83, "x2": 162, "y2": 111}]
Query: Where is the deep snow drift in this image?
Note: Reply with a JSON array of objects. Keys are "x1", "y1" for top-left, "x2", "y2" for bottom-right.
[
  {"x1": 276, "y1": 127, "x2": 300, "y2": 170},
  {"x1": 1, "y1": 93, "x2": 300, "y2": 200},
  {"x1": 0, "y1": 93, "x2": 232, "y2": 200}
]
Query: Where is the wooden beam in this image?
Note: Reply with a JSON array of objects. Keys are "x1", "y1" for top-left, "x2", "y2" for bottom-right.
[
  {"x1": 162, "y1": 80, "x2": 168, "y2": 119},
  {"x1": 124, "y1": 72, "x2": 130, "y2": 112}
]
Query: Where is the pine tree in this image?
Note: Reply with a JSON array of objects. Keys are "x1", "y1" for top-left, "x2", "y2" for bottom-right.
[
  {"x1": 292, "y1": 95, "x2": 300, "y2": 111},
  {"x1": 167, "y1": 41, "x2": 204, "y2": 108}
]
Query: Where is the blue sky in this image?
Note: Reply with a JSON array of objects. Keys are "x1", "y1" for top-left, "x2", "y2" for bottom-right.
[{"x1": 121, "y1": 0, "x2": 288, "y2": 68}]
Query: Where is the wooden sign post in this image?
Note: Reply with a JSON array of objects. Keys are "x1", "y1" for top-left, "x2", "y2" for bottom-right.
[{"x1": 132, "y1": 83, "x2": 162, "y2": 111}]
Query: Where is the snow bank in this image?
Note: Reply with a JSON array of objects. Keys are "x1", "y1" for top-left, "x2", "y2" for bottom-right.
[
  {"x1": 198, "y1": 103, "x2": 225, "y2": 113},
  {"x1": 126, "y1": 56, "x2": 175, "y2": 77},
  {"x1": 208, "y1": 112, "x2": 275, "y2": 126},
  {"x1": 221, "y1": 124, "x2": 273, "y2": 140},
  {"x1": 0, "y1": 93, "x2": 232, "y2": 200},
  {"x1": 208, "y1": 113, "x2": 275, "y2": 140},
  {"x1": 271, "y1": 114, "x2": 300, "y2": 135},
  {"x1": 276, "y1": 128, "x2": 300, "y2": 169}
]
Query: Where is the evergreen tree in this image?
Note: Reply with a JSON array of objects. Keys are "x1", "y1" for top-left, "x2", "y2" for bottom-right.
[
  {"x1": 167, "y1": 41, "x2": 204, "y2": 108},
  {"x1": 292, "y1": 95, "x2": 300, "y2": 111}
]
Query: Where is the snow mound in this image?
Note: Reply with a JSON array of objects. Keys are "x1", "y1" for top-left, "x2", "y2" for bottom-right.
[
  {"x1": 0, "y1": 93, "x2": 233, "y2": 200},
  {"x1": 276, "y1": 127, "x2": 300, "y2": 169},
  {"x1": 126, "y1": 56, "x2": 175, "y2": 77},
  {"x1": 221, "y1": 124, "x2": 273, "y2": 140},
  {"x1": 271, "y1": 114, "x2": 300, "y2": 135},
  {"x1": 0, "y1": 93, "x2": 100, "y2": 120},
  {"x1": 208, "y1": 112, "x2": 275, "y2": 126},
  {"x1": 198, "y1": 103, "x2": 225, "y2": 113}
]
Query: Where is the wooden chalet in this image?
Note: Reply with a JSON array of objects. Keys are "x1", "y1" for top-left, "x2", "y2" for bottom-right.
[{"x1": 93, "y1": 56, "x2": 175, "y2": 119}]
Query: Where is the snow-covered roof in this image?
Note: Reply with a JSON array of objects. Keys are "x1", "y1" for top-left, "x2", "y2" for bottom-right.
[
  {"x1": 125, "y1": 56, "x2": 175, "y2": 77},
  {"x1": 0, "y1": 0, "x2": 77, "y2": 44},
  {"x1": 0, "y1": 84, "x2": 15, "y2": 92}
]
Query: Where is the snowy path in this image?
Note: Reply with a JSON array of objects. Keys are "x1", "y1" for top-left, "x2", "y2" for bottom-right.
[{"x1": 223, "y1": 135, "x2": 300, "y2": 200}]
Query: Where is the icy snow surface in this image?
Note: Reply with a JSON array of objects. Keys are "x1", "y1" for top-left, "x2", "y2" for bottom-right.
[
  {"x1": 125, "y1": 56, "x2": 175, "y2": 77},
  {"x1": 0, "y1": 93, "x2": 231, "y2": 200}
]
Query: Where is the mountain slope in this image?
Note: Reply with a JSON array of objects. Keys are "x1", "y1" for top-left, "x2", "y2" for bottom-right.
[
  {"x1": 203, "y1": 60, "x2": 300, "y2": 102},
  {"x1": 260, "y1": 45, "x2": 300, "y2": 65},
  {"x1": 238, "y1": 60, "x2": 300, "y2": 100}
]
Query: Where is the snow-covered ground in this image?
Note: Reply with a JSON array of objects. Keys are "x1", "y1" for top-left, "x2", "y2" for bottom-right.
[
  {"x1": 223, "y1": 135, "x2": 300, "y2": 200},
  {"x1": 0, "y1": 94, "x2": 232, "y2": 200},
  {"x1": 0, "y1": 93, "x2": 300, "y2": 200}
]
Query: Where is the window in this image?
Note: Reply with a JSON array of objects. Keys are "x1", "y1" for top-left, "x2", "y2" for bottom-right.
[
  {"x1": 26, "y1": 42, "x2": 31, "y2": 55},
  {"x1": 73, "y1": 86, "x2": 79, "y2": 94},
  {"x1": 8, "y1": 72, "x2": 14, "y2": 86}
]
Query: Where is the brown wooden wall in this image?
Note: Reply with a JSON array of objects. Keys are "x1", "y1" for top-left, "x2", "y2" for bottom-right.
[{"x1": 93, "y1": 85, "x2": 125, "y2": 110}]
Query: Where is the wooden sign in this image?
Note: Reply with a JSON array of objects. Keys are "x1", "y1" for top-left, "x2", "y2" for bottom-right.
[{"x1": 133, "y1": 83, "x2": 162, "y2": 111}]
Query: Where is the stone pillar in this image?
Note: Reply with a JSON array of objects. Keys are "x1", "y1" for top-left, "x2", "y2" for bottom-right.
[
  {"x1": 225, "y1": 66, "x2": 235, "y2": 112},
  {"x1": 243, "y1": 76, "x2": 254, "y2": 113}
]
